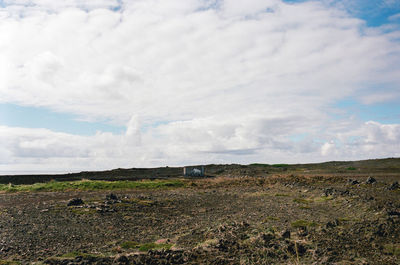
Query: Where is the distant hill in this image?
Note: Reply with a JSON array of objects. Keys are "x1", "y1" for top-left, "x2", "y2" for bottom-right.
[{"x1": 1, "y1": 157, "x2": 399, "y2": 184}]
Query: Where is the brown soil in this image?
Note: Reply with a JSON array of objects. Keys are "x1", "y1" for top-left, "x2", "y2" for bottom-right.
[{"x1": 1, "y1": 173, "x2": 400, "y2": 264}]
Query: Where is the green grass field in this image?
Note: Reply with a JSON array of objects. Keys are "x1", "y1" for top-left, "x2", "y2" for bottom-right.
[{"x1": 0, "y1": 179, "x2": 184, "y2": 192}]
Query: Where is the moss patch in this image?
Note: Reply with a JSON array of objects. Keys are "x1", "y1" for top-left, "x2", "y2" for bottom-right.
[
  {"x1": 293, "y1": 198, "x2": 313, "y2": 204},
  {"x1": 0, "y1": 261, "x2": 21, "y2": 265},
  {"x1": 291, "y1": 219, "x2": 318, "y2": 228},
  {"x1": 70, "y1": 208, "x2": 97, "y2": 215},
  {"x1": 314, "y1": 196, "x2": 334, "y2": 202}
]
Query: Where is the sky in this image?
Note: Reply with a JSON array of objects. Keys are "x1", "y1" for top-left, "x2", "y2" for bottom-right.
[{"x1": 1, "y1": 0, "x2": 400, "y2": 174}]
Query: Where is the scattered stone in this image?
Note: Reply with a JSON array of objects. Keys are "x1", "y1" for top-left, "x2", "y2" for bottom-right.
[
  {"x1": 387, "y1": 211, "x2": 400, "y2": 216},
  {"x1": 67, "y1": 198, "x2": 84, "y2": 206},
  {"x1": 114, "y1": 254, "x2": 129, "y2": 264},
  {"x1": 340, "y1": 190, "x2": 350, "y2": 196},
  {"x1": 365, "y1": 177, "x2": 376, "y2": 184},
  {"x1": 323, "y1": 188, "x2": 335, "y2": 196},
  {"x1": 287, "y1": 241, "x2": 306, "y2": 256},
  {"x1": 260, "y1": 233, "x2": 275, "y2": 243},
  {"x1": 326, "y1": 219, "x2": 339, "y2": 229},
  {"x1": 281, "y1": 230, "x2": 291, "y2": 239},
  {"x1": 106, "y1": 193, "x2": 119, "y2": 201},
  {"x1": 387, "y1": 181, "x2": 399, "y2": 190},
  {"x1": 296, "y1": 226, "x2": 308, "y2": 237},
  {"x1": 347, "y1": 179, "x2": 360, "y2": 185}
]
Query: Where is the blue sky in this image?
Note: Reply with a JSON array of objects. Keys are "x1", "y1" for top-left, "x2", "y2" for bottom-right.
[
  {"x1": 283, "y1": 0, "x2": 400, "y2": 27},
  {"x1": 1, "y1": 0, "x2": 400, "y2": 173},
  {"x1": 334, "y1": 99, "x2": 400, "y2": 124},
  {"x1": 0, "y1": 103, "x2": 125, "y2": 135}
]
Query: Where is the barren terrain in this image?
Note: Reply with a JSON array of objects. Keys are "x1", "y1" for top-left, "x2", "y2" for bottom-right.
[{"x1": 1, "y1": 159, "x2": 400, "y2": 264}]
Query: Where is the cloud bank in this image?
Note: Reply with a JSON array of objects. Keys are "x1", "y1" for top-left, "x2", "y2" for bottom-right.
[{"x1": 1, "y1": 0, "x2": 400, "y2": 173}]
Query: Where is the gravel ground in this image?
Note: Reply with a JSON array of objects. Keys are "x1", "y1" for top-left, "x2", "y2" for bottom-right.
[{"x1": 0, "y1": 174, "x2": 400, "y2": 264}]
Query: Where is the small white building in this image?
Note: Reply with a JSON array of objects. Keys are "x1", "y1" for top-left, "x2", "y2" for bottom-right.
[{"x1": 183, "y1": 166, "x2": 205, "y2": 177}]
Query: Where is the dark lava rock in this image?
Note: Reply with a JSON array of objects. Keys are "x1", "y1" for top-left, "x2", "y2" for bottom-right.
[
  {"x1": 114, "y1": 254, "x2": 129, "y2": 264},
  {"x1": 323, "y1": 188, "x2": 335, "y2": 197},
  {"x1": 365, "y1": 177, "x2": 376, "y2": 184},
  {"x1": 261, "y1": 233, "x2": 275, "y2": 243},
  {"x1": 106, "y1": 193, "x2": 119, "y2": 201},
  {"x1": 387, "y1": 211, "x2": 400, "y2": 216},
  {"x1": 67, "y1": 198, "x2": 84, "y2": 206},
  {"x1": 387, "y1": 181, "x2": 399, "y2": 190},
  {"x1": 340, "y1": 190, "x2": 350, "y2": 196},
  {"x1": 347, "y1": 179, "x2": 360, "y2": 185},
  {"x1": 281, "y1": 230, "x2": 291, "y2": 239},
  {"x1": 287, "y1": 242, "x2": 306, "y2": 256},
  {"x1": 326, "y1": 219, "x2": 339, "y2": 229}
]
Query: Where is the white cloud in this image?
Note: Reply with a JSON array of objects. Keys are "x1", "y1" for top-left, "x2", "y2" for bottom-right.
[
  {"x1": 2, "y1": 119, "x2": 400, "y2": 173},
  {"x1": 1, "y1": 0, "x2": 400, "y2": 172},
  {"x1": 321, "y1": 141, "x2": 336, "y2": 156},
  {"x1": 389, "y1": 13, "x2": 400, "y2": 21}
]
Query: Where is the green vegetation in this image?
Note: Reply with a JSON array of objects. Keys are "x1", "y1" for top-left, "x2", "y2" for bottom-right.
[
  {"x1": 121, "y1": 241, "x2": 173, "y2": 251},
  {"x1": 0, "y1": 261, "x2": 21, "y2": 265},
  {"x1": 314, "y1": 196, "x2": 334, "y2": 202},
  {"x1": 138, "y1": 243, "x2": 173, "y2": 251},
  {"x1": 291, "y1": 219, "x2": 317, "y2": 228},
  {"x1": 293, "y1": 198, "x2": 313, "y2": 204},
  {"x1": 0, "y1": 179, "x2": 184, "y2": 193},
  {"x1": 293, "y1": 196, "x2": 333, "y2": 205},
  {"x1": 197, "y1": 238, "x2": 219, "y2": 248},
  {"x1": 70, "y1": 208, "x2": 97, "y2": 215},
  {"x1": 272, "y1": 164, "x2": 289, "y2": 168},
  {"x1": 121, "y1": 241, "x2": 140, "y2": 249},
  {"x1": 274, "y1": 193, "x2": 289, "y2": 197},
  {"x1": 249, "y1": 163, "x2": 270, "y2": 167},
  {"x1": 263, "y1": 216, "x2": 279, "y2": 222},
  {"x1": 346, "y1": 167, "x2": 356, "y2": 170}
]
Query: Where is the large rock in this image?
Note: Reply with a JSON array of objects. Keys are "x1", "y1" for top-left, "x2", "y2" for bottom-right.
[
  {"x1": 365, "y1": 177, "x2": 376, "y2": 184},
  {"x1": 106, "y1": 193, "x2": 119, "y2": 201},
  {"x1": 67, "y1": 198, "x2": 84, "y2": 206},
  {"x1": 347, "y1": 179, "x2": 360, "y2": 185},
  {"x1": 387, "y1": 181, "x2": 399, "y2": 190}
]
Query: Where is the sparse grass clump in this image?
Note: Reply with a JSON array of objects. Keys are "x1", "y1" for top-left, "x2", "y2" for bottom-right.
[
  {"x1": 314, "y1": 196, "x2": 334, "y2": 202},
  {"x1": 291, "y1": 220, "x2": 317, "y2": 228},
  {"x1": 383, "y1": 244, "x2": 400, "y2": 256},
  {"x1": 138, "y1": 243, "x2": 173, "y2": 251},
  {"x1": 121, "y1": 241, "x2": 173, "y2": 251},
  {"x1": 121, "y1": 241, "x2": 140, "y2": 249},
  {"x1": 70, "y1": 208, "x2": 97, "y2": 215},
  {"x1": 0, "y1": 179, "x2": 184, "y2": 193},
  {"x1": 264, "y1": 216, "x2": 279, "y2": 221},
  {"x1": 275, "y1": 193, "x2": 289, "y2": 197},
  {"x1": 293, "y1": 198, "x2": 313, "y2": 204},
  {"x1": 0, "y1": 261, "x2": 21, "y2": 265},
  {"x1": 197, "y1": 239, "x2": 219, "y2": 248}
]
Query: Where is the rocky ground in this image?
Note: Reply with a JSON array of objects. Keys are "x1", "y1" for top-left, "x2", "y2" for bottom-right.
[{"x1": 0, "y1": 174, "x2": 400, "y2": 264}]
